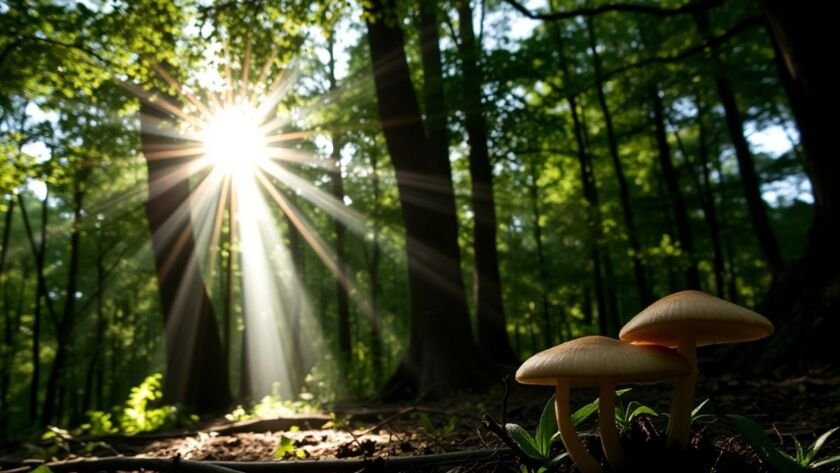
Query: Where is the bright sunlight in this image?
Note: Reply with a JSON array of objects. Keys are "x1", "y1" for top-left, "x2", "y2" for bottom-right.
[{"x1": 200, "y1": 103, "x2": 269, "y2": 177}]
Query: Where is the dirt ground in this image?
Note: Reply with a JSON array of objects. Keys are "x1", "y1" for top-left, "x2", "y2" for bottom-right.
[{"x1": 1, "y1": 367, "x2": 838, "y2": 472}]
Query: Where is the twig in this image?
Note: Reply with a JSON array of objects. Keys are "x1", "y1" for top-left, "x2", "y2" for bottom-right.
[
  {"x1": 502, "y1": 0, "x2": 723, "y2": 21},
  {"x1": 482, "y1": 414, "x2": 544, "y2": 470},
  {"x1": 501, "y1": 376, "x2": 511, "y2": 425},
  {"x1": 357, "y1": 407, "x2": 416, "y2": 436},
  {"x1": 36, "y1": 449, "x2": 512, "y2": 473}
]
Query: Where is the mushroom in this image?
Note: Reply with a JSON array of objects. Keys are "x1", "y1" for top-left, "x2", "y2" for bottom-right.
[
  {"x1": 619, "y1": 290, "x2": 774, "y2": 449},
  {"x1": 516, "y1": 336, "x2": 690, "y2": 473}
]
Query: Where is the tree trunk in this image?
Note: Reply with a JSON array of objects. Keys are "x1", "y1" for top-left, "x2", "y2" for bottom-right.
[
  {"x1": 758, "y1": 0, "x2": 840, "y2": 363},
  {"x1": 367, "y1": 150, "x2": 383, "y2": 385},
  {"x1": 456, "y1": 0, "x2": 516, "y2": 363},
  {"x1": 326, "y1": 37, "x2": 352, "y2": 368},
  {"x1": 365, "y1": 0, "x2": 491, "y2": 398},
  {"x1": 651, "y1": 88, "x2": 700, "y2": 290},
  {"x1": 82, "y1": 231, "x2": 105, "y2": 413},
  {"x1": 694, "y1": 11, "x2": 785, "y2": 279},
  {"x1": 553, "y1": 24, "x2": 612, "y2": 336},
  {"x1": 528, "y1": 163, "x2": 552, "y2": 347},
  {"x1": 18, "y1": 192, "x2": 51, "y2": 422},
  {"x1": 42, "y1": 170, "x2": 88, "y2": 426},
  {"x1": 691, "y1": 96, "x2": 726, "y2": 296},
  {"x1": 140, "y1": 98, "x2": 230, "y2": 413},
  {"x1": 585, "y1": 18, "x2": 650, "y2": 307}
]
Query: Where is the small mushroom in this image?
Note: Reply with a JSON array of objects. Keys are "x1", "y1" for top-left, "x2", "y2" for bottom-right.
[
  {"x1": 619, "y1": 290, "x2": 774, "y2": 448},
  {"x1": 516, "y1": 336, "x2": 690, "y2": 473}
]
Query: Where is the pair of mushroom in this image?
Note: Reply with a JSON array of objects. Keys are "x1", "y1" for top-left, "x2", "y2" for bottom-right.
[{"x1": 516, "y1": 290, "x2": 774, "y2": 473}]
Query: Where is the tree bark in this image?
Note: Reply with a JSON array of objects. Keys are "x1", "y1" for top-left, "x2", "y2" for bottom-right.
[
  {"x1": 758, "y1": 0, "x2": 840, "y2": 363},
  {"x1": 367, "y1": 150, "x2": 383, "y2": 386},
  {"x1": 365, "y1": 0, "x2": 491, "y2": 398},
  {"x1": 42, "y1": 169, "x2": 88, "y2": 426},
  {"x1": 694, "y1": 11, "x2": 784, "y2": 279},
  {"x1": 18, "y1": 192, "x2": 52, "y2": 422},
  {"x1": 456, "y1": 0, "x2": 516, "y2": 363},
  {"x1": 527, "y1": 163, "x2": 551, "y2": 347},
  {"x1": 651, "y1": 88, "x2": 700, "y2": 290},
  {"x1": 140, "y1": 97, "x2": 230, "y2": 413},
  {"x1": 326, "y1": 36, "x2": 352, "y2": 368},
  {"x1": 553, "y1": 23, "x2": 612, "y2": 335},
  {"x1": 585, "y1": 18, "x2": 650, "y2": 306}
]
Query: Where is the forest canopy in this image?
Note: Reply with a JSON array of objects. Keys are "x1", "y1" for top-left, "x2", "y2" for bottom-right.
[{"x1": 0, "y1": 0, "x2": 834, "y2": 440}]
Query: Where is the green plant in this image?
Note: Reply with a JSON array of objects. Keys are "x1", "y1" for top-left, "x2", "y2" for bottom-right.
[
  {"x1": 274, "y1": 426, "x2": 306, "y2": 459},
  {"x1": 729, "y1": 415, "x2": 840, "y2": 472},
  {"x1": 690, "y1": 399, "x2": 716, "y2": 425},
  {"x1": 614, "y1": 398, "x2": 658, "y2": 433},
  {"x1": 121, "y1": 373, "x2": 174, "y2": 432},
  {"x1": 505, "y1": 391, "x2": 626, "y2": 472},
  {"x1": 78, "y1": 410, "x2": 119, "y2": 435},
  {"x1": 661, "y1": 398, "x2": 716, "y2": 426}
]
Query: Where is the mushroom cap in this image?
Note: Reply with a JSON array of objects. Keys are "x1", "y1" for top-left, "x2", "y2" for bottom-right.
[
  {"x1": 516, "y1": 336, "x2": 691, "y2": 386},
  {"x1": 619, "y1": 290, "x2": 774, "y2": 347}
]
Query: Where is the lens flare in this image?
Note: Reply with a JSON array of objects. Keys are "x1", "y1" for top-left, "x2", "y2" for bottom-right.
[{"x1": 201, "y1": 103, "x2": 268, "y2": 177}]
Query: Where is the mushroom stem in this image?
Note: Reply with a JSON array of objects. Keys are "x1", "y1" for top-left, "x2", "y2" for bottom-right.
[
  {"x1": 598, "y1": 383, "x2": 624, "y2": 469},
  {"x1": 555, "y1": 380, "x2": 601, "y2": 473},
  {"x1": 667, "y1": 335, "x2": 698, "y2": 448}
]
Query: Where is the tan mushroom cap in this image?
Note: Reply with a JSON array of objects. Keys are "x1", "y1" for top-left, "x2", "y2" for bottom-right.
[
  {"x1": 620, "y1": 290, "x2": 774, "y2": 347},
  {"x1": 516, "y1": 336, "x2": 691, "y2": 386}
]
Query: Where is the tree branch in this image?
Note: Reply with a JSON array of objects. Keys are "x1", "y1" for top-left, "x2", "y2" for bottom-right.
[
  {"x1": 33, "y1": 449, "x2": 513, "y2": 473},
  {"x1": 502, "y1": 0, "x2": 723, "y2": 21},
  {"x1": 601, "y1": 15, "x2": 765, "y2": 82}
]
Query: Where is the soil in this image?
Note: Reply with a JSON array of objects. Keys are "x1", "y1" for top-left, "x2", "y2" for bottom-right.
[{"x1": 1, "y1": 367, "x2": 838, "y2": 472}]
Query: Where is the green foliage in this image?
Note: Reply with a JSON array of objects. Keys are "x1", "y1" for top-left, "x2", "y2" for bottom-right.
[
  {"x1": 729, "y1": 415, "x2": 840, "y2": 472},
  {"x1": 120, "y1": 374, "x2": 178, "y2": 433},
  {"x1": 614, "y1": 399, "x2": 658, "y2": 433},
  {"x1": 76, "y1": 374, "x2": 196, "y2": 436},
  {"x1": 225, "y1": 382, "x2": 322, "y2": 422},
  {"x1": 79, "y1": 410, "x2": 118, "y2": 435},
  {"x1": 274, "y1": 426, "x2": 306, "y2": 459},
  {"x1": 504, "y1": 393, "x2": 613, "y2": 471}
]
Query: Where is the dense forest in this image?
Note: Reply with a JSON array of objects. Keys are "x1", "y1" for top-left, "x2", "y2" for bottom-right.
[{"x1": 0, "y1": 0, "x2": 836, "y2": 466}]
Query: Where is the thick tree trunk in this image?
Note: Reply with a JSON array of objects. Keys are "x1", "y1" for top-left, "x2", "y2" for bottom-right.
[
  {"x1": 140, "y1": 98, "x2": 230, "y2": 413},
  {"x1": 758, "y1": 1, "x2": 840, "y2": 363},
  {"x1": 365, "y1": 0, "x2": 491, "y2": 398},
  {"x1": 456, "y1": 1, "x2": 516, "y2": 363},
  {"x1": 695, "y1": 11, "x2": 785, "y2": 279},
  {"x1": 651, "y1": 88, "x2": 700, "y2": 290},
  {"x1": 585, "y1": 18, "x2": 650, "y2": 307}
]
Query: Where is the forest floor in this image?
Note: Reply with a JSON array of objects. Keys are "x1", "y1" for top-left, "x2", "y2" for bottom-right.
[{"x1": 1, "y1": 366, "x2": 839, "y2": 472}]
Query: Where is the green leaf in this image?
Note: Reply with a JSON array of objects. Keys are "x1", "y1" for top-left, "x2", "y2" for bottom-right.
[
  {"x1": 546, "y1": 452, "x2": 570, "y2": 470},
  {"x1": 31, "y1": 466, "x2": 52, "y2": 473},
  {"x1": 692, "y1": 399, "x2": 711, "y2": 417},
  {"x1": 811, "y1": 455, "x2": 840, "y2": 469},
  {"x1": 571, "y1": 399, "x2": 599, "y2": 427},
  {"x1": 728, "y1": 415, "x2": 807, "y2": 473},
  {"x1": 809, "y1": 426, "x2": 839, "y2": 462},
  {"x1": 535, "y1": 395, "x2": 558, "y2": 456},
  {"x1": 629, "y1": 405, "x2": 659, "y2": 419},
  {"x1": 506, "y1": 423, "x2": 545, "y2": 461},
  {"x1": 793, "y1": 436, "x2": 805, "y2": 464},
  {"x1": 274, "y1": 435, "x2": 295, "y2": 458}
]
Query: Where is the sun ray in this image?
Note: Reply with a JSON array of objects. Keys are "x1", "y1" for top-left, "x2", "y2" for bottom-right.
[{"x1": 260, "y1": 160, "x2": 366, "y2": 234}]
